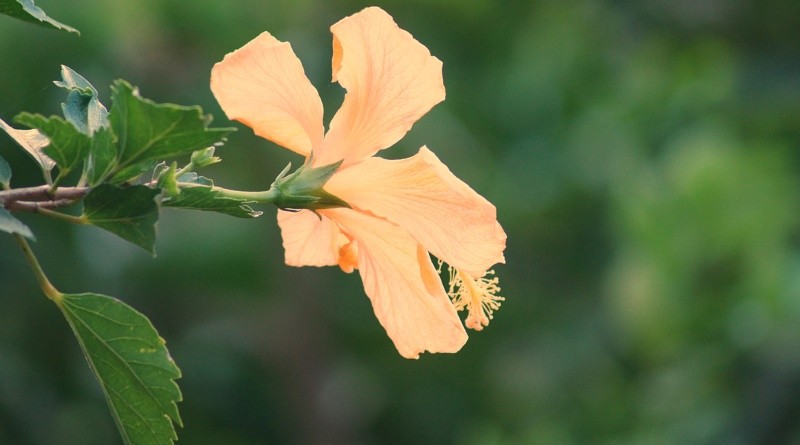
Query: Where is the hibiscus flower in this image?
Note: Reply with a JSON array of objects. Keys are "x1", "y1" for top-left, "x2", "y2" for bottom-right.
[{"x1": 211, "y1": 6, "x2": 506, "y2": 358}]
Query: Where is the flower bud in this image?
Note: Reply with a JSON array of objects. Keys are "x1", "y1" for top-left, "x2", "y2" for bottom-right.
[{"x1": 190, "y1": 146, "x2": 221, "y2": 168}]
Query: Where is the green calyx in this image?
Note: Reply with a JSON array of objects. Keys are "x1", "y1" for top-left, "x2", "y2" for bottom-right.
[{"x1": 270, "y1": 160, "x2": 350, "y2": 211}]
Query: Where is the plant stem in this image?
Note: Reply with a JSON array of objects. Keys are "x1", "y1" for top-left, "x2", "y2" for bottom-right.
[
  {"x1": 174, "y1": 163, "x2": 194, "y2": 179},
  {"x1": 14, "y1": 234, "x2": 62, "y2": 302},
  {"x1": 49, "y1": 170, "x2": 69, "y2": 195},
  {"x1": 0, "y1": 185, "x2": 87, "y2": 205},
  {"x1": 31, "y1": 206, "x2": 86, "y2": 225},
  {"x1": 207, "y1": 184, "x2": 280, "y2": 203}
]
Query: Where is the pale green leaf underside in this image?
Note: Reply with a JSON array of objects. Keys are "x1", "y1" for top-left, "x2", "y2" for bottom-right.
[
  {"x1": 0, "y1": 154, "x2": 11, "y2": 188},
  {"x1": 0, "y1": 208, "x2": 35, "y2": 240},
  {"x1": 55, "y1": 65, "x2": 110, "y2": 135},
  {"x1": 0, "y1": 116, "x2": 55, "y2": 174},
  {"x1": 57, "y1": 292, "x2": 181, "y2": 445},
  {"x1": 15, "y1": 113, "x2": 91, "y2": 173},
  {"x1": 0, "y1": 0, "x2": 79, "y2": 34}
]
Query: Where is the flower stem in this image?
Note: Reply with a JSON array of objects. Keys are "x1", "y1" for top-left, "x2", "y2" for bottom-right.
[
  {"x1": 14, "y1": 234, "x2": 62, "y2": 302},
  {"x1": 208, "y1": 184, "x2": 280, "y2": 203}
]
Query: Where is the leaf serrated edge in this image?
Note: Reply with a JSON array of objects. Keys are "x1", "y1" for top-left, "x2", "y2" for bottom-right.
[{"x1": 56, "y1": 293, "x2": 182, "y2": 444}]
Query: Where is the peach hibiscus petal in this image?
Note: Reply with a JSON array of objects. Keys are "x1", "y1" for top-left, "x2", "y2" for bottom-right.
[
  {"x1": 315, "y1": 7, "x2": 446, "y2": 166},
  {"x1": 211, "y1": 32, "x2": 324, "y2": 156},
  {"x1": 277, "y1": 209, "x2": 341, "y2": 267},
  {"x1": 326, "y1": 208, "x2": 468, "y2": 358},
  {"x1": 326, "y1": 146, "x2": 507, "y2": 276}
]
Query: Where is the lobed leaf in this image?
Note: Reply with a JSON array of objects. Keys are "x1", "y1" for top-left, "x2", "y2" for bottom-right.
[
  {"x1": 0, "y1": 117, "x2": 55, "y2": 180},
  {"x1": 14, "y1": 113, "x2": 91, "y2": 174},
  {"x1": 109, "y1": 80, "x2": 234, "y2": 183},
  {"x1": 0, "y1": 208, "x2": 35, "y2": 240},
  {"x1": 113, "y1": 160, "x2": 158, "y2": 185},
  {"x1": 54, "y1": 65, "x2": 110, "y2": 135},
  {"x1": 82, "y1": 184, "x2": 160, "y2": 254},
  {"x1": 86, "y1": 126, "x2": 118, "y2": 185},
  {"x1": 57, "y1": 292, "x2": 181, "y2": 444},
  {"x1": 0, "y1": 0, "x2": 79, "y2": 34}
]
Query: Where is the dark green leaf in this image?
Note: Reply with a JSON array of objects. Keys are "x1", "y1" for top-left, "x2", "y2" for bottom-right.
[
  {"x1": 54, "y1": 65, "x2": 109, "y2": 135},
  {"x1": 111, "y1": 160, "x2": 158, "y2": 184},
  {"x1": 86, "y1": 127, "x2": 118, "y2": 185},
  {"x1": 0, "y1": 117, "x2": 55, "y2": 178},
  {"x1": 0, "y1": 208, "x2": 34, "y2": 239},
  {"x1": 109, "y1": 80, "x2": 233, "y2": 181},
  {"x1": 0, "y1": 0, "x2": 78, "y2": 34},
  {"x1": 15, "y1": 113, "x2": 90, "y2": 173},
  {"x1": 57, "y1": 292, "x2": 181, "y2": 444},
  {"x1": 0, "y1": 154, "x2": 11, "y2": 188},
  {"x1": 163, "y1": 176, "x2": 262, "y2": 218},
  {"x1": 82, "y1": 184, "x2": 160, "y2": 254}
]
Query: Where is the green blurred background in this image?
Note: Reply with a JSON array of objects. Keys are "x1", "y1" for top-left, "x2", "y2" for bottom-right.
[{"x1": 2, "y1": 0, "x2": 800, "y2": 443}]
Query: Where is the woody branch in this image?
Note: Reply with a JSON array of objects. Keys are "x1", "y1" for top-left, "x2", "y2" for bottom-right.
[{"x1": 0, "y1": 185, "x2": 88, "y2": 212}]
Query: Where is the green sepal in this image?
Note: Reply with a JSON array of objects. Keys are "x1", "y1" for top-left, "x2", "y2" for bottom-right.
[
  {"x1": 271, "y1": 160, "x2": 350, "y2": 210},
  {"x1": 56, "y1": 292, "x2": 182, "y2": 444},
  {"x1": 163, "y1": 174, "x2": 262, "y2": 218},
  {"x1": 14, "y1": 113, "x2": 91, "y2": 174},
  {"x1": 109, "y1": 80, "x2": 234, "y2": 183},
  {"x1": 82, "y1": 184, "x2": 160, "y2": 254},
  {"x1": 54, "y1": 65, "x2": 109, "y2": 135},
  {"x1": 0, "y1": 0, "x2": 79, "y2": 34},
  {"x1": 0, "y1": 116, "x2": 54, "y2": 182},
  {"x1": 0, "y1": 208, "x2": 35, "y2": 240},
  {"x1": 0, "y1": 154, "x2": 11, "y2": 188}
]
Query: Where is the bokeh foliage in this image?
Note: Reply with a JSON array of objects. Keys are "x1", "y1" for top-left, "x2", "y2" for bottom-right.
[{"x1": 1, "y1": 0, "x2": 799, "y2": 443}]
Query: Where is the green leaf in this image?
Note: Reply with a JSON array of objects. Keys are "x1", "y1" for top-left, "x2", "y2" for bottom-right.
[
  {"x1": 113, "y1": 160, "x2": 158, "y2": 184},
  {"x1": 0, "y1": 0, "x2": 79, "y2": 34},
  {"x1": 0, "y1": 208, "x2": 35, "y2": 239},
  {"x1": 54, "y1": 65, "x2": 109, "y2": 135},
  {"x1": 163, "y1": 175, "x2": 262, "y2": 218},
  {"x1": 15, "y1": 113, "x2": 91, "y2": 174},
  {"x1": 86, "y1": 126, "x2": 118, "y2": 186},
  {"x1": 51, "y1": 67, "x2": 119, "y2": 185},
  {"x1": 109, "y1": 80, "x2": 233, "y2": 182},
  {"x1": 82, "y1": 184, "x2": 160, "y2": 254},
  {"x1": 0, "y1": 154, "x2": 11, "y2": 188},
  {"x1": 56, "y1": 292, "x2": 181, "y2": 444},
  {"x1": 0, "y1": 116, "x2": 55, "y2": 180}
]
